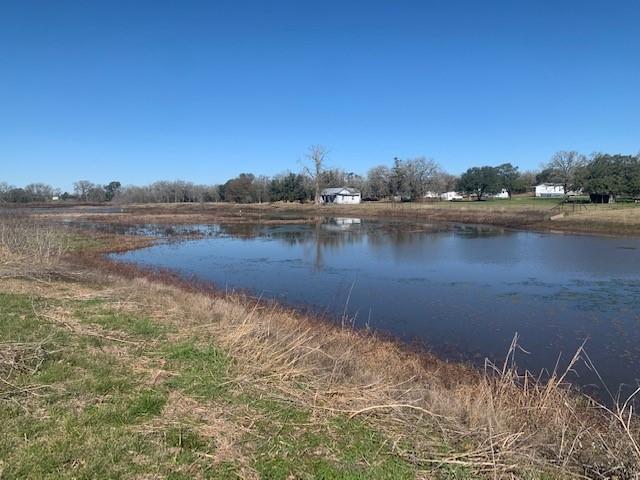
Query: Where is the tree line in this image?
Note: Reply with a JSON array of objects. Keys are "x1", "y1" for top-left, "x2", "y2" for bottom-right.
[{"x1": 2, "y1": 148, "x2": 639, "y2": 204}]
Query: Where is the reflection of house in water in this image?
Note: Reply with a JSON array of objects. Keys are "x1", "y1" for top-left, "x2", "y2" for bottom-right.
[
  {"x1": 320, "y1": 218, "x2": 362, "y2": 239},
  {"x1": 326, "y1": 217, "x2": 362, "y2": 229}
]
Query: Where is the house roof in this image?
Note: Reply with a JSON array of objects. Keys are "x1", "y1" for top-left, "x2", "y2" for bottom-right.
[
  {"x1": 536, "y1": 183, "x2": 564, "y2": 187},
  {"x1": 321, "y1": 187, "x2": 360, "y2": 195}
]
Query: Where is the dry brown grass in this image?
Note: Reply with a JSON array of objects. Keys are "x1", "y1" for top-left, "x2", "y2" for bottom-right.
[
  {"x1": 141, "y1": 390, "x2": 260, "y2": 478},
  {"x1": 51, "y1": 266, "x2": 637, "y2": 479},
  {"x1": 0, "y1": 339, "x2": 51, "y2": 404},
  {"x1": 552, "y1": 205, "x2": 640, "y2": 235},
  {"x1": 0, "y1": 213, "x2": 69, "y2": 276}
]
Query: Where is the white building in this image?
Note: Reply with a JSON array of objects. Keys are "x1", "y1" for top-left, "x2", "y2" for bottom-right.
[
  {"x1": 535, "y1": 183, "x2": 565, "y2": 197},
  {"x1": 320, "y1": 187, "x2": 361, "y2": 204},
  {"x1": 440, "y1": 191, "x2": 463, "y2": 201},
  {"x1": 492, "y1": 189, "x2": 510, "y2": 199},
  {"x1": 423, "y1": 191, "x2": 439, "y2": 199}
]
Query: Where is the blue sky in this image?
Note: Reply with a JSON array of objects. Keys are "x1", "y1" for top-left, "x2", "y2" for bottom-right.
[{"x1": 1, "y1": 0, "x2": 639, "y2": 190}]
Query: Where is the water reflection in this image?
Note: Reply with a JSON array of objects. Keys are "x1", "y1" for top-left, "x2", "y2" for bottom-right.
[{"x1": 111, "y1": 218, "x2": 640, "y2": 398}]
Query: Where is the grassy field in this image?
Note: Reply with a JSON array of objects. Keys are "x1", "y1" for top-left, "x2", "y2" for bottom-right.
[
  {"x1": 1, "y1": 213, "x2": 640, "y2": 479},
  {"x1": 0, "y1": 284, "x2": 430, "y2": 479}
]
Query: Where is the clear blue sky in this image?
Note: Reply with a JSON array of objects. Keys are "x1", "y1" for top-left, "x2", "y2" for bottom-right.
[{"x1": 1, "y1": 0, "x2": 638, "y2": 190}]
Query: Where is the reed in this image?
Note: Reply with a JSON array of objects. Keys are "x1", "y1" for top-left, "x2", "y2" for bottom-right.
[{"x1": 0, "y1": 212, "x2": 69, "y2": 273}]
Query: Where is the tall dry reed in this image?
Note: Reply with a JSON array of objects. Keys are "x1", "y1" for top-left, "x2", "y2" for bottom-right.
[{"x1": 0, "y1": 212, "x2": 69, "y2": 274}]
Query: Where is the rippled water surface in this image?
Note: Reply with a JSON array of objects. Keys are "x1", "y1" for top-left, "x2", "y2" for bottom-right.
[{"x1": 111, "y1": 218, "x2": 640, "y2": 395}]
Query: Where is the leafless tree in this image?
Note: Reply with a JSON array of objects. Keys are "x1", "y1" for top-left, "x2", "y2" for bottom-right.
[
  {"x1": 388, "y1": 157, "x2": 442, "y2": 200},
  {"x1": 304, "y1": 145, "x2": 329, "y2": 205},
  {"x1": 545, "y1": 151, "x2": 587, "y2": 195},
  {"x1": 365, "y1": 165, "x2": 391, "y2": 200},
  {"x1": 253, "y1": 175, "x2": 271, "y2": 203},
  {"x1": 25, "y1": 183, "x2": 55, "y2": 201},
  {"x1": 0, "y1": 182, "x2": 14, "y2": 202},
  {"x1": 86, "y1": 185, "x2": 107, "y2": 202},
  {"x1": 431, "y1": 171, "x2": 458, "y2": 194},
  {"x1": 114, "y1": 180, "x2": 221, "y2": 204},
  {"x1": 403, "y1": 157, "x2": 441, "y2": 198},
  {"x1": 73, "y1": 180, "x2": 95, "y2": 201}
]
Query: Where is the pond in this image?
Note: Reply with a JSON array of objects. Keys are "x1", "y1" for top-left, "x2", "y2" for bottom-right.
[{"x1": 110, "y1": 218, "x2": 640, "y2": 397}]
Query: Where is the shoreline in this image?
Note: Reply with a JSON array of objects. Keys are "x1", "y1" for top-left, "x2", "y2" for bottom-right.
[
  {"x1": 2, "y1": 211, "x2": 639, "y2": 478},
  {"x1": 89, "y1": 222, "x2": 635, "y2": 403},
  {"x1": 20, "y1": 200, "x2": 640, "y2": 238},
  {"x1": 84, "y1": 234, "x2": 483, "y2": 372}
]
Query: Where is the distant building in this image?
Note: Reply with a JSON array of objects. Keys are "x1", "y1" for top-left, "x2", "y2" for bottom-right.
[
  {"x1": 51, "y1": 196, "x2": 60, "y2": 201},
  {"x1": 492, "y1": 189, "x2": 510, "y2": 199},
  {"x1": 440, "y1": 191, "x2": 463, "y2": 201},
  {"x1": 423, "y1": 191, "x2": 439, "y2": 199},
  {"x1": 535, "y1": 183, "x2": 575, "y2": 197},
  {"x1": 320, "y1": 187, "x2": 361, "y2": 204}
]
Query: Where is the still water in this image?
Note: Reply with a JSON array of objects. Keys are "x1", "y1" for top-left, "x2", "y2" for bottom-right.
[{"x1": 111, "y1": 218, "x2": 640, "y2": 395}]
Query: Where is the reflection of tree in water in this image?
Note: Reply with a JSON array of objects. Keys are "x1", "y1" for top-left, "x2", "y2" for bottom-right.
[
  {"x1": 217, "y1": 223, "x2": 267, "y2": 238},
  {"x1": 450, "y1": 224, "x2": 506, "y2": 238},
  {"x1": 216, "y1": 219, "x2": 506, "y2": 271},
  {"x1": 82, "y1": 222, "x2": 208, "y2": 237}
]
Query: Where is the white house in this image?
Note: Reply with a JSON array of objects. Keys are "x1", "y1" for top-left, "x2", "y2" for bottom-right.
[
  {"x1": 423, "y1": 191, "x2": 439, "y2": 199},
  {"x1": 535, "y1": 183, "x2": 565, "y2": 197},
  {"x1": 440, "y1": 191, "x2": 463, "y2": 201},
  {"x1": 492, "y1": 189, "x2": 510, "y2": 199},
  {"x1": 320, "y1": 187, "x2": 361, "y2": 204}
]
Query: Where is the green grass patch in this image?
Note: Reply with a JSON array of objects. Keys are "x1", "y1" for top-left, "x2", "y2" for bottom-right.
[
  {"x1": 0, "y1": 292, "x2": 208, "y2": 479},
  {"x1": 0, "y1": 293, "x2": 54, "y2": 343},
  {"x1": 89, "y1": 311, "x2": 165, "y2": 337},
  {"x1": 127, "y1": 389, "x2": 167, "y2": 420},
  {"x1": 65, "y1": 233, "x2": 107, "y2": 252},
  {"x1": 163, "y1": 341, "x2": 231, "y2": 399},
  {"x1": 238, "y1": 393, "x2": 415, "y2": 480},
  {"x1": 72, "y1": 300, "x2": 168, "y2": 339}
]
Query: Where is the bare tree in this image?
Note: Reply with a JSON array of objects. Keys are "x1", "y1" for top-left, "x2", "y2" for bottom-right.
[
  {"x1": 25, "y1": 183, "x2": 55, "y2": 201},
  {"x1": 0, "y1": 182, "x2": 13, "y2": 202},
  {"x1": 252, "y1": 175, "x2": 271, "y2": 203},
  {"x1": 304, "y1": 145, "x2": 329, "y2": 205},
  {"x1": 431, "y1": 172, "x2": 458, "y2": 194},
  {"x1": 388, "y1": 157, "x2": 441, "y2": 200},
  {"x1": 86, "y1": 185, "x2": 107, "y2": 202},
  {"x1": 545, "y1": 151, "x2": 587, "y2": 195},
  {"x1": 73, "y1": 180, "x2": 94, "y2": 201},
  {"x1": 365, "y1": 165, "x2": 391, "y2": 200},
  {"x1": 404, "y1": 157, "x2": 441, "y2": 199}
]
